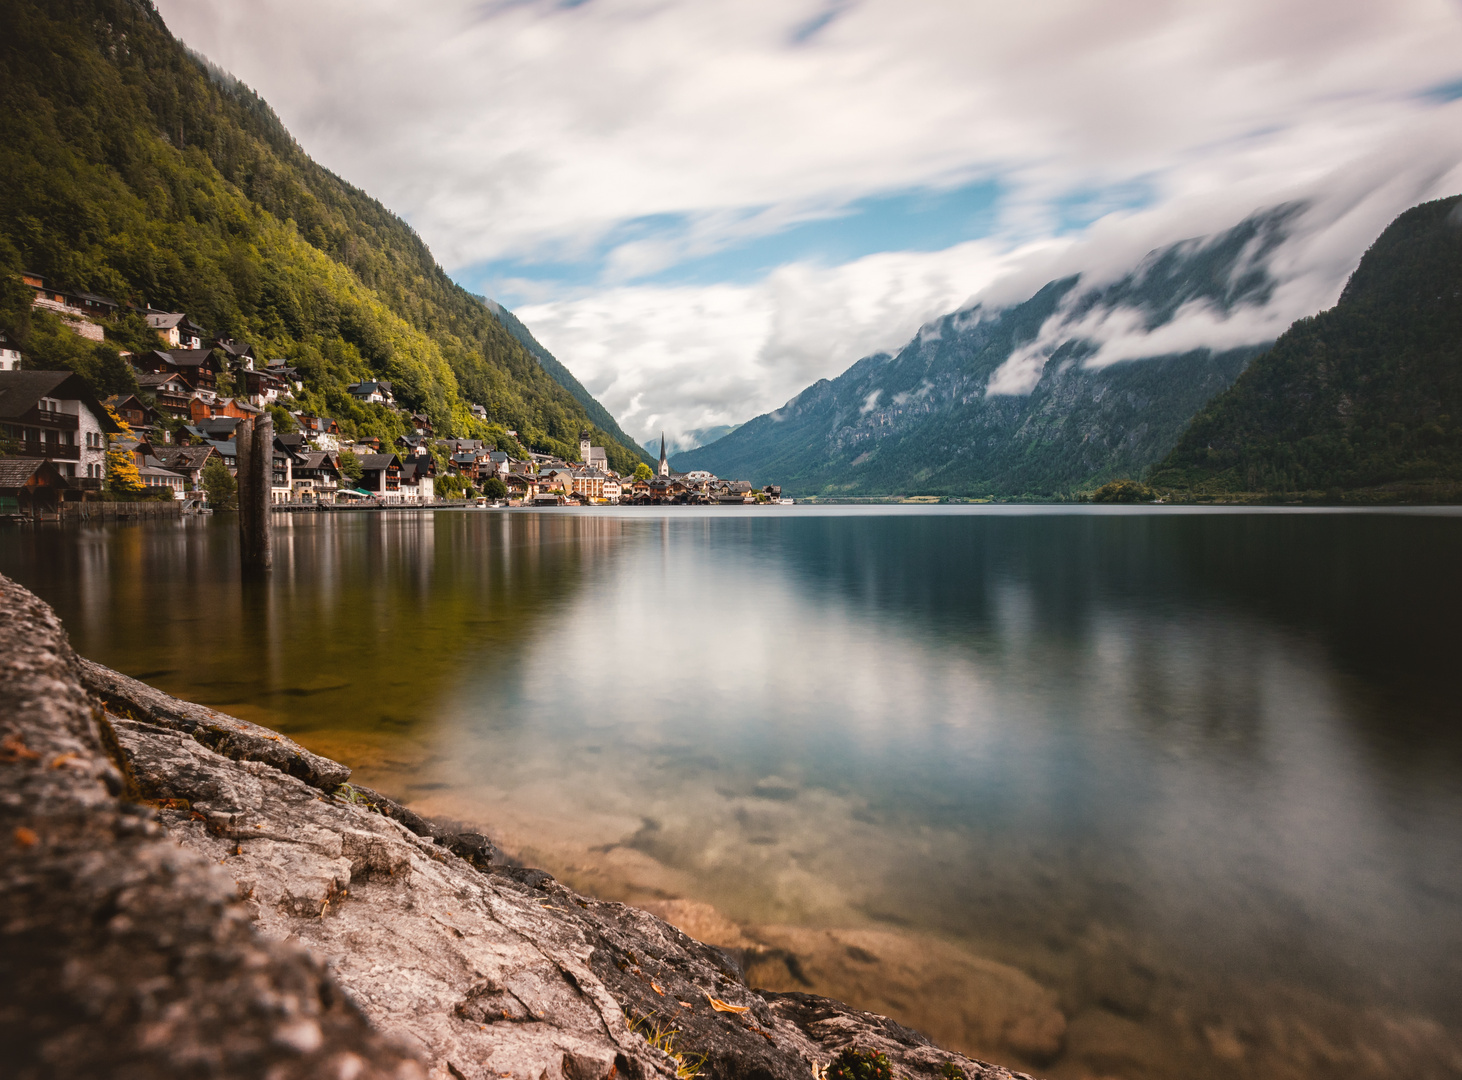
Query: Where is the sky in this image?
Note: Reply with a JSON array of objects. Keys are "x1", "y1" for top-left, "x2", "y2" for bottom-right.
[{"x1": 156, "y1": 0, "x2": 1462, "y2": 450}]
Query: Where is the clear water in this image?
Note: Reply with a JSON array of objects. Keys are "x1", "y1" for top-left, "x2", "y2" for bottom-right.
[{"x1": 3, "y1": 507, "x2": 1460, "y2": 1080}]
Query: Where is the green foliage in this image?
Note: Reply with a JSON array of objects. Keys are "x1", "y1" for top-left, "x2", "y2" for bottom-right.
[
  {"x1": 266, "y1": 402, "x2": 297, "y2": 433},
  {"x1": 20, "y1": 310, "x2": 138, "y2": 396},
  {"x1": 201, "y1": 456, "x2": 236, "y2": 508},
  {"x1": 1091, "y1": 478, "x2": 1157, "y2": 503},
  {"x1": 938, "y1": 1063, "x2": 966, "y2": 1080},
  {"x1": 633, "y1": 461, "x2": 654, "y2": 482},
  {"x1": 481, "y1": 475, "x2": 507, "y2": 500},
  {"x1": 826, "y1": 1048, "x2": 893, "y2": 1080},
  {"x1": 434, "y1": 471, "x2": 467, "y2": 500},
  {"x1": 1152, "y1": 195, "x2": 1462, "y2": 496},
  {"x1": 0, "y1": 0, "x2": 640, "y2": 467},
  {"x1": 338, "y1": 450, "x2": 364, "y2": 482}
]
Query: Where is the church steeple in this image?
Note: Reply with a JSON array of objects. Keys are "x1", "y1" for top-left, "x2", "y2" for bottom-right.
[{"x1": 658, "y1": 432, "x2": 669, "y2": 477}]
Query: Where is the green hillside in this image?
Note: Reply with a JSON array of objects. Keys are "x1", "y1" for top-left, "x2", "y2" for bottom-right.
[
  {"x1": 1150, "y1": 195, "x2": 1462, "y2": 497},
  {"x1": 0, "y1": 0, "x2": 640, "y2": 471}
]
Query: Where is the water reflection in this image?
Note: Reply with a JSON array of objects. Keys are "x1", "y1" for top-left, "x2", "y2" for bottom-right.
[{"x1": 2, "y1": 507, "x2": 1459, "y2": 1080}]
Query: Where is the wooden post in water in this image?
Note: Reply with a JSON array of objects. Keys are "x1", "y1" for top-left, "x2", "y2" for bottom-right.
[{"x1": 236, "y1": 414, "x2": 272, "y2": 573}]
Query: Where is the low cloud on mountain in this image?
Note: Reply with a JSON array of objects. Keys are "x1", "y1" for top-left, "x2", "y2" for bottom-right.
[{"x1": 157, "y1": 0, "x2": 1462, "y2": 448}]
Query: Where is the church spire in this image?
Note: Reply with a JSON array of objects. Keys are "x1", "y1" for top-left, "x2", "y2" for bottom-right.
[{"x1": 658, "y1": 432, "x2": 669, "y2": 477}]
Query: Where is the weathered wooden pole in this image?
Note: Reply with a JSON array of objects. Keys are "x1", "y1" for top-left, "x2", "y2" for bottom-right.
[
  {"x1": 236, "y1": 415, "x2": 254, "y2": 557},
  {"x1": 236, "y1": 414, "x2": 272, "y2": 574}
]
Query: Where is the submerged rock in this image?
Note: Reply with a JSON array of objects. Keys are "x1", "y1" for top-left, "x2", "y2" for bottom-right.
[{"x1": 0, "y1": 572, "x2": 1037, "y2": 1080}]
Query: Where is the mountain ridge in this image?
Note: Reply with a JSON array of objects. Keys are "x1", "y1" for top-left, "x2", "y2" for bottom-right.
[
  {"x1": 482, "y1": 297, "x2": 654, "y2": 467},
  {"x1": 0, "y1": 0, "x2": 641, "y2": 471},
  {"x1": 674, "y1": 209, "x2": 1294, "y2": 495},
  {"x1": 1149, "y1": 194, "x2": 1462, "y2": 496}
]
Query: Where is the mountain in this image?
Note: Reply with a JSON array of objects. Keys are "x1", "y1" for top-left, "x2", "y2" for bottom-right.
[
  {"x1": 641, "y1": 425, "x2": 741, "y2": 459},
  {"x1": 483, "y1": 298, "x2": 652, "y2": 467},
  {"x1": 0, "y1": 0, "x2": 641, "y2": 472},
  {"x1": 1150, "y1": 195, "x2": 1462, "y2": 497},
  {"x1": 673, "y1": 211, "x2": 1296, "y2": 497}
]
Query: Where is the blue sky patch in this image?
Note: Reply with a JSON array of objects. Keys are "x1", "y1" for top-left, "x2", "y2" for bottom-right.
[
  {"x1": 1422, "y1": 76, "x2": 1462, "y2": 102},
  {"x1": 455, "y1": 176, "x2": 1162, "y2": 307}
]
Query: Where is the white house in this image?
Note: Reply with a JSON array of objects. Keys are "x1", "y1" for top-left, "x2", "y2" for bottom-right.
[{"x1": 0, "y1": 331, "x2": 20, "y2": 371}]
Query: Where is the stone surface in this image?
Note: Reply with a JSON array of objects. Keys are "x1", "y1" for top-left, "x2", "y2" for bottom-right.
[
  {"x1": 2, "y1": 571, "x2": 1038, "y2": 1080},
  {"x1": 0, "y1": 573, "x2": 424, "y2": 1080}
]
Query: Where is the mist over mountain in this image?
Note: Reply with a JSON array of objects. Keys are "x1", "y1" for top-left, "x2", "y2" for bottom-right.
[
  {"x1": 673, "y1": 210, "x2": 1298, "y2": 496},
  {"x1": 1151, "y1": 195, "x2": 1462, "y2": 497}
]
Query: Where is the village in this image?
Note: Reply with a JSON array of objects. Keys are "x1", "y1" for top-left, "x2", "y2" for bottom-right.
[{"x1": 0, "y1": 275, "x2": 787, "y2": 516}]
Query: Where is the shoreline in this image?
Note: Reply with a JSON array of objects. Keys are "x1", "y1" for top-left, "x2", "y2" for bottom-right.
[{"x1": 0, "y1": 570, "x2": 1034, "y2": 1080}]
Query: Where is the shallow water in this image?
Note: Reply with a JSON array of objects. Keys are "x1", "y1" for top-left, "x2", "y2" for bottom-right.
[{"x1": 4, "y1": 506, "x2": 1460, "y2": 1079}]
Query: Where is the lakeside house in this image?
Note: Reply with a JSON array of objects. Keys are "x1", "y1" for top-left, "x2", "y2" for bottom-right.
[
  {"x1": 2, "y1": 281, "x2": 784, "y2": 506},
  {"x1": 0, "y1": 370, "x2": 120, "y2": 488}
]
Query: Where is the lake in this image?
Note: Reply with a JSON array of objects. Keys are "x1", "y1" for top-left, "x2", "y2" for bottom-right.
[{"x1": 3, "y1": 506, "x2": 1459, "y2": 1080}]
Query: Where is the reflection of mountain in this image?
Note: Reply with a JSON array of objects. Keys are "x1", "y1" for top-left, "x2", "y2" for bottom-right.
[
  {"x1": 674, "y1": 211, "x2": 1299, "y2": 496},
  {"x1": 773, "y1": 511, "x2": 1462, "y2": 718},
  {"x1": 0, "y1": 514, "x2": 622, "y2": 740}
]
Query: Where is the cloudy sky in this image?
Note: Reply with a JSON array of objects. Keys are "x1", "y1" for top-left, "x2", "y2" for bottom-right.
[{"x1": 158, "y1": 0, "x2": 1462, "y2": 449}]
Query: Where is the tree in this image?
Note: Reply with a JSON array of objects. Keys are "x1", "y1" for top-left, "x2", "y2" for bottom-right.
[
  {"x1": 482, "y1": 475, "x2": 507, "y2": 500},
  {"x1": 267, "y1": 403, "x2": 298, "y2": 433},
  {"x1": 201, "y1": 456, "x2": 236, "y2": 508},
  {"x1": 434, "y1": 472, "x2": 472, "y2": 500},
  {"x1": 338, "y1": 450, "x2": 364, "y2": 482},
  {"x1": 633, "y1": 462, "x2": 653, "y2": 482},
  {"x1": 1091, "y1": 478, "x2": 1157, "y2": 503},
  {"x1": 105, "y1": 446, "x2": 143, "y2": 495}
]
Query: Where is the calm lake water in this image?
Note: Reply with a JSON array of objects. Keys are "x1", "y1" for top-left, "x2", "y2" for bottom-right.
[{"x1": 3, "y1": 507, "x2": 1460, "y2": 1080}]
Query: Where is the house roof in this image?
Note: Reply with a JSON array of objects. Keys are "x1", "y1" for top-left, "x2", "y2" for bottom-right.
[
  {"x1": 277, "y1": 433, "x2": 308, "y2": 449},
  {"x1": 0, "y1": 370, "x2": 122, "y2": 430},
  {"x1": 359, "y1": 454, "x2": 400, "y2": 469},
  {"x1": 0, "y1": 457, "x2": 68, "y2": 489},
  {"x1": 70, "y1": 290, "x2": 118, "y2": 307},
  {"x1": 150, "y1": 348, "x2": 215, "y2": 368},
  {"x1": 154, "y1": 446, "x2": 216, "y2": 470},
  {"x1": 135, "y1": 371, "x2": 188, "y2": 390},
  {"x1": 212, "y1": 338, "x2": 254, "y2": 358},
  {"x1": 299, "y1": 452, "x2": 338, "y2": 471},
  {"x1": 146, "y1": 312, "x2": 202, "y2": 332},
  {"x1": 104, "y1": 393, "x2": 150, "y2": 410},
  {"x1": 138, "y1": 463, "x2": 185, "y2": 480}
]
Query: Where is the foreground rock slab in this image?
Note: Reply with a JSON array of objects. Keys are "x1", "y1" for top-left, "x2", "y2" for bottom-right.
[{"x1": 0, "y1": 572, "x2": 1036, "y2": 1080}]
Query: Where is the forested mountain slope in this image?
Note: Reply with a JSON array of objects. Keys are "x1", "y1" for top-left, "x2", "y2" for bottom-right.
[
  {"x1": 482, "y1": 298, "x2": 652, "y2": 467},
  {"x1": 1150, "y1": 195, "x2": 1462, "y2": 496},
  {"x1": 0, "y1": 0, "x2": 640, "y2": 470},
  {"x1": 674, "y1": 212, "x2": 1291, "y2": 496}
]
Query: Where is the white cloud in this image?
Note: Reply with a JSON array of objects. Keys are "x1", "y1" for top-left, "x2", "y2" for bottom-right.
[{"x1": 154, "y1": 0, "x2": 1462, "y2": 440}]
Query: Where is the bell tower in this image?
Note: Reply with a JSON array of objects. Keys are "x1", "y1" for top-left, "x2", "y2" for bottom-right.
[{"x1": 658, "y1": 433, "x2": 669, "y2": 477}]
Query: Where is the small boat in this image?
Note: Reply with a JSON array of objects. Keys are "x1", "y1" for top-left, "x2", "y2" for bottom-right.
[{"x1": 777, "y1": 497, "x2": 794, "y2": 505}]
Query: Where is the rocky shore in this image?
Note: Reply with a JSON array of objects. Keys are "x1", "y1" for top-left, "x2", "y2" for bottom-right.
[{"x1": 0, "y1": 571, "x2": 1036, "y2": 1080}]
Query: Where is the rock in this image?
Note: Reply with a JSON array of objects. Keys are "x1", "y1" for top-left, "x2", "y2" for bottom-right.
[
  {"x1": 79, "y1": 656, "x2": 352, "y2": 791},
  {"x1": 1, "y1": 571, "x2": 1041, "y2": 1080},
  {"x1": 0, "y1": 573, "x2": 424, "y2": 1080}
]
